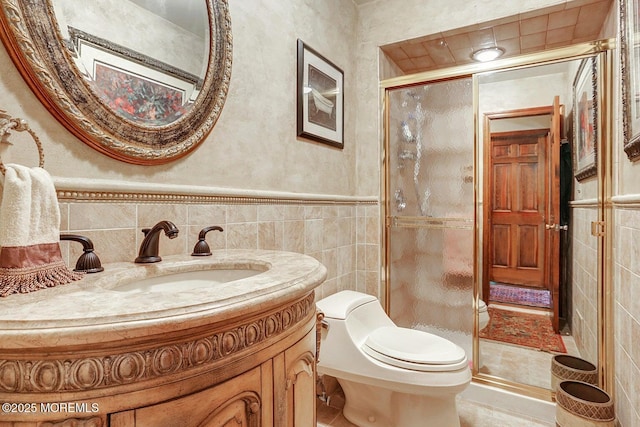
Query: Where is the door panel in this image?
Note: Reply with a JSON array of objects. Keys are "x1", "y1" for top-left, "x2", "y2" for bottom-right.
[{"x1": 488, "y1": 130, "x2": 548, "y2": 288}]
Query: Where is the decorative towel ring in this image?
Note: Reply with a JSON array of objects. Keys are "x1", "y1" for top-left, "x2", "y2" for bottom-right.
[{"x1": 0, "y1": 110, "x2": 45, "y2": 174}]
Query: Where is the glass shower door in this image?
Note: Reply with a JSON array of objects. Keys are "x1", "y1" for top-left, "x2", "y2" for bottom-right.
[{"x1": 385, "y1": 77, "x2": 475, "y2": 359}]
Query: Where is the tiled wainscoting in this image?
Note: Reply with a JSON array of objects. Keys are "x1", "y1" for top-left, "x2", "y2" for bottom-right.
[
  {"x1": 55, "y1": 181, "x2": 380, "y2": 300},
  {"x1": 570, "y1": 203, "x2": 599, "y2": 365},
  {"x1": 614, "y1": 201, "x2": 640, "y2": 426}
]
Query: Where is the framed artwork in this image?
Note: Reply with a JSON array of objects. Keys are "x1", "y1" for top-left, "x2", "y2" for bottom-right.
[
  {"x1": 296, "y1": 39, "x2": 344, "y2": 148},
  {"x1": 572, "y1": 57, "x2": 598, "y2": 181},
  {"x1": 621, "y1": 0, "x2": 640, "y2": 161}
]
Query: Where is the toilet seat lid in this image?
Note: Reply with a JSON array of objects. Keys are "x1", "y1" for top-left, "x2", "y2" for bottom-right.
[
  {"x1": 478, "y1": 300, "x2": 488, "y2": 313},
  {"x1": 363, "y1": 326, "x2": 467, "y2": 372}
]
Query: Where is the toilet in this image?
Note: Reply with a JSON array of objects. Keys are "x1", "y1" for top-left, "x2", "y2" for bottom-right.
[{"x1": 316, "y1": 290, "x2": 472, "y2": 427}]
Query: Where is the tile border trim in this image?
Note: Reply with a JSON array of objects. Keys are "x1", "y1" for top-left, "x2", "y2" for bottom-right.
[{"x1": 53, "y1": 177, "x2": 378, "y2": 205}]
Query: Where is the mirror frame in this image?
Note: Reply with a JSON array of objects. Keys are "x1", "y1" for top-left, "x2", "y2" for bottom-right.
[
  {"x1": 0, "y1": 0, "x2": 232, "y2": 165},
  {"x1": 380, "y1": 39, "x2": 614, "y2": 401}
]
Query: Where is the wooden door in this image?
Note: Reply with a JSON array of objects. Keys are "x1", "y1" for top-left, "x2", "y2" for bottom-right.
[
  {"x1": 548, "y1": 96, "x2": 562, "y2": 331},
  {"x1": 488, "y1": 128, "x2": 549, "y2": 288},
  {"x1": 482, "y1": 98, "x2": 562, "y2": 331}
]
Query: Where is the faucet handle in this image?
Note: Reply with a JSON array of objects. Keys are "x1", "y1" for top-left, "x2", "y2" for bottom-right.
[
  {"x1": 191, "y1": 226, "x2": 224, "y2": 256},
  {"x1": 60, "y1": 233, "x2": 104, "y2": 273}
]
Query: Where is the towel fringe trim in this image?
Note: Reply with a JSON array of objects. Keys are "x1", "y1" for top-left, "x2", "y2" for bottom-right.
[{"x1": 0, "y1": 260, "x2": 84, "y2": 297}]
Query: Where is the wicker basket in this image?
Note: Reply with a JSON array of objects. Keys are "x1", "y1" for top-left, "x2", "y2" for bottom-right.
[
  {"x1": 551, "y1": 355, "x2": 598, "y2": 391},
  {"x1": 555, "y1": 381, "x2": 615, "y2": 427}
]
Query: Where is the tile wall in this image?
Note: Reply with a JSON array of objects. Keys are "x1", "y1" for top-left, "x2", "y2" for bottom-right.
[
  {"x1": 57, "y1": 194, "x2": 380, "y2": 301},
  {"x1": 570, "y1": 205, "x2": 599, "y2": 365},
  {"x1": 614, "y1": 205, "x2": 640, "y2": 426}
]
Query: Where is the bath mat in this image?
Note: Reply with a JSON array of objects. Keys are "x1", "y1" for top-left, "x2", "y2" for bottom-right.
[
  {"x1": 489, "y1": 282, "x2": 551, "y2": 308},
  {"x1": 479, "y1": 307, "x2": 566, "y2": 353}
]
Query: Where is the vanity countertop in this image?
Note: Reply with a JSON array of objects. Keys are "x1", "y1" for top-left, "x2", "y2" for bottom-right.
[{"x1": 0, "y1": 249, "x2": 326, "y2": 349}]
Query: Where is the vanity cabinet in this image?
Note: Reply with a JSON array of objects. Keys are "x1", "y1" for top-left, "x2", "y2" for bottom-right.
[
  {"x1": 110, "y1": 366, "x2": 264, "y2": 427},
  {"x1": 276, "y1": 321, "x2": 317, "y2": 427},
  {"x1": 109, "y1": 322, "x2": 317, "y2": 427},
  {"x1": 0, "y1": 251, "x2": 326, "y2": 427}
]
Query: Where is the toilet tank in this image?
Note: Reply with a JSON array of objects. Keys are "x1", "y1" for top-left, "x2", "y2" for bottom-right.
[
  {"x1": 317, "y1": 291, "x2": 395, "y2": 345},
  {"x1": 317, "y1": 290, "x2": 377, "y2": 320}
]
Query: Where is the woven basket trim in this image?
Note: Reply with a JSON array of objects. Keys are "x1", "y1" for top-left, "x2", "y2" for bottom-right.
[{"x1": 556, "y1": 383, "x2": 615, "y2": 421}]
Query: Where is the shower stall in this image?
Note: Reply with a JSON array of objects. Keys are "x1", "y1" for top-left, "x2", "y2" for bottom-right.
[{"x1": 384, "y1": 78, "x2": 475, "y2": 358}]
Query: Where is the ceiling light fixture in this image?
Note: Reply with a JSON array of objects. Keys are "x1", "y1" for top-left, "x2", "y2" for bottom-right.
[{"x1": 471, "y1": 47, "x2": 505, "y2": 62}]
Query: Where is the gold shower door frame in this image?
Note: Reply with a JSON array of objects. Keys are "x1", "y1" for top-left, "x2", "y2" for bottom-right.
[{"x1": 380, "y1": 39, "x2": 615, "y2": 401}]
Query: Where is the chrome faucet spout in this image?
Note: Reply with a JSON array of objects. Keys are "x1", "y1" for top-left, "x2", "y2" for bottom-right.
[{"x1": 135, "y1": 220, "x2": 179, "y2": 263}]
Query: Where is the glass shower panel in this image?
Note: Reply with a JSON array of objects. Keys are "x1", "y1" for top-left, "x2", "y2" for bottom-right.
[{"x1": 387, "y1": 78, "x2": 474, "y2": 359}]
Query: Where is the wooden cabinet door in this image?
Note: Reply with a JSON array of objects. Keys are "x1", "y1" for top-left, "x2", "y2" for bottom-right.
[
  {"x1": 274, "y1": 326, "x2": 316, "y2": 427},
  {"x1": 110, "y1": 367, "x2": 264, "y2": 427}
]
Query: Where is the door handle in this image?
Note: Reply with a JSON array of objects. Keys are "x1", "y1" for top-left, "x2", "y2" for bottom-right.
[{"x1": 545, "y1": 223, "x2": 567, "y2": 231}]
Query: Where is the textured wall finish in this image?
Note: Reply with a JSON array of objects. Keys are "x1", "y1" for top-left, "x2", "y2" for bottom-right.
[{"x1": 0, "y1": 0, "x2": 358, "y2": 196}]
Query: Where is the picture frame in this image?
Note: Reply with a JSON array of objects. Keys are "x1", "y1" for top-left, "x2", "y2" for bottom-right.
[
  {"x1": 296, "y1": 39, "x2": 344, "y2": 148},
  {"x1": 621, "y1": 0, "x2": 640, "y2": 161},
  {"x1": 572, "y1": 57, "x2": 598, "y2": 181}
]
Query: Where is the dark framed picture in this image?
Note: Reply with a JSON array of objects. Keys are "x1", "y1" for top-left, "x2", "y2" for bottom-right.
[
  {"x1": 296, "y1": 39, "x2": 344, "y2": 148},
  {"x1": 621, "y1": 0, "x2": 640, "y2": 160},
  {"x1": 572, "y1": 57, "x2": 598, "y2": 181}
]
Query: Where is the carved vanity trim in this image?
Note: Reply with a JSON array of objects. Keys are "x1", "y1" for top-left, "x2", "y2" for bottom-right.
[{"x1": 0, "y1": 293, "x2": 315, "y2": 393}]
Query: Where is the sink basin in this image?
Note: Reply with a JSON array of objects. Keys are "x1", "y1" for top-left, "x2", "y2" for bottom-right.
[{"x1": 113, "y1": 269, "x2": 262, "y2": 293}]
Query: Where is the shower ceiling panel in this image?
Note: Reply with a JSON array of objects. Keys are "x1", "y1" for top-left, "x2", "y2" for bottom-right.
[{"x1": 380, "y1": 0, "x2": 613, "y2": 74}]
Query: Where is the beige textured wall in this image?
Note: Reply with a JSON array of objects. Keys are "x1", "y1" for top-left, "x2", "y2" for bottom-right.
[{"x1": 0, "y1": 0, "x2": 359, "y2": 197}]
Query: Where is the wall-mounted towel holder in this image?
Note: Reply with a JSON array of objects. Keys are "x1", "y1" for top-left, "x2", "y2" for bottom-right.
[{"x1": 0, "y1": 110, "x2": 45, "y2": 174}]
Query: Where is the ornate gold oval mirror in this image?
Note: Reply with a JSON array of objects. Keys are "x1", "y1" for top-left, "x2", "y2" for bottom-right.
[{"x1": 0, "y1": 0, "x2": 232, "y2": 164}]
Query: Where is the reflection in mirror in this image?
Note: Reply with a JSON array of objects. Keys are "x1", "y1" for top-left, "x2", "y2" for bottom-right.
[
  {"x1": 0, "y1": 0, "x2": 232, "y2": 164},
  {"x1": 51, "y1": 0, "x2": 208, "y2": 126},
  {"x1": 476, "y1": 58, "x2": 600, "y2": 392}
]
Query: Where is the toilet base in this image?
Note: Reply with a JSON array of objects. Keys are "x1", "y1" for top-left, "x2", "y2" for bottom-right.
[{"x1": 338, "y1": 378, "x2": 462, "y2": 427}]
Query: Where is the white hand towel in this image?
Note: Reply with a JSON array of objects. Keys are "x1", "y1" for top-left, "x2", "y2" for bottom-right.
[{"x1": 0, "y1": 164, "x2": 83, "y2": 297}]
